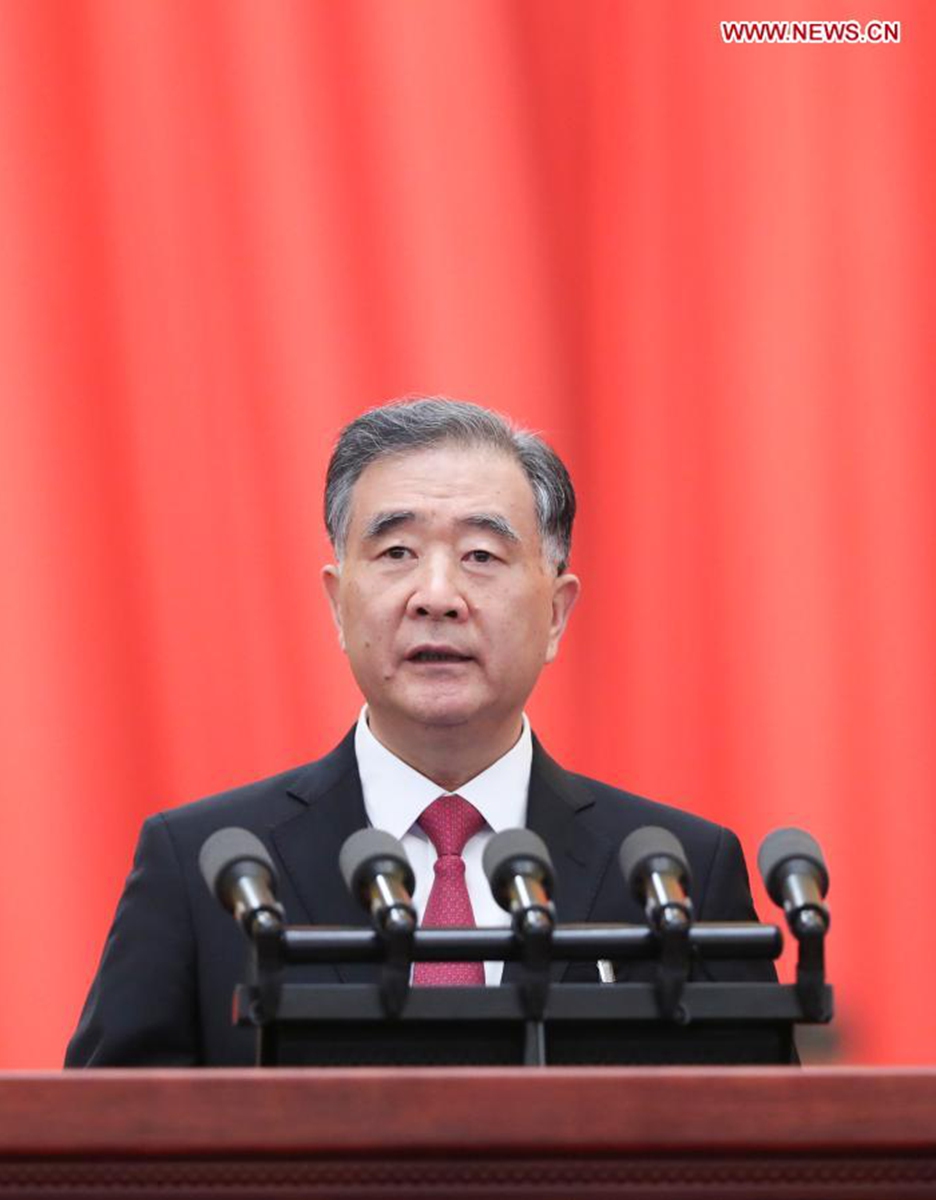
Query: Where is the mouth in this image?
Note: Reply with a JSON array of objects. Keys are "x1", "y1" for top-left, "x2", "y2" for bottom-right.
[{"x1": 406, "y1": 648, "x2": 474, "y2": 664}]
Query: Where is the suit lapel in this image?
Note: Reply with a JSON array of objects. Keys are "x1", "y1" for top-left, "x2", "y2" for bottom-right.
[
  {"x1": 503, "y1": 739, "x2": 614, "y2": 983},
  {"x1": 270, "y1": 729, "x2": 377, "y2": 983}
]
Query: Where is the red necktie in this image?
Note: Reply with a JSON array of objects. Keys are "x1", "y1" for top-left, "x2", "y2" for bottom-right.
[{"x1": 413, "y1": 794, "x2": 486, "y2": 986}]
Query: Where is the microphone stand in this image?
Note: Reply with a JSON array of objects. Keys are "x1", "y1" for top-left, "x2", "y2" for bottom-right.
[
  {"x1": 793, "y1": 911, "x2": 831, "y2": 1021},
  {"x1": 377, "y1": 906, "x2": 414, "y2": 1019},
  {"x1": 233, "y1": 919, "x2": 830, "y2": 1067},
  {"x1": 515, "y1": 909, "x2": 553, "y2": 1065},
  {"x1": 244, "y1": 910, "x2": 284, "y2": 1060},
  {"x1": 654, "y1": 908, "x2": 692, "y2": 1023}
]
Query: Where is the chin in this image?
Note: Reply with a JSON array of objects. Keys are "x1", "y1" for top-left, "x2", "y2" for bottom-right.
[
  {"x1": 408, "y1": 702, "x2": 477, "y2": 730},
  {"x1": 393, "y1": 690, "x2": 484, "y2": 730},
  {"x1": 386, "y1": 678, "x2": 469, "y2": 720}
]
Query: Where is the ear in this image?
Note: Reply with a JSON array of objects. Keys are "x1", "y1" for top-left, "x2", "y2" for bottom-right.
[
  {"x1": 321, "y1": 564, "x2": 346, "y2": 651},
  {"x1": 545, "y1": 573, "x2": 580, "y2": 663}
]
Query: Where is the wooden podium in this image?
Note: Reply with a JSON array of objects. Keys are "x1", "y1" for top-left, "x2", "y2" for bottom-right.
[{"x1": 0, "y1": 1068, "x2": 933, "y2": 1198}]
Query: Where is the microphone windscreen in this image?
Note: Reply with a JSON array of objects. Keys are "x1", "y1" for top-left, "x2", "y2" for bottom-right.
[
  {"x1": 757, "y1": 828, "x2": 829, "y2": 900},
  {"x1": 338, "y1": 828, "x2": 414, "y2": 896},
  {"x1": 482, "y1": 828, "x2": 554, "y2": 889},
  {"x1": 198, "y1": 827, "x2": 277, "y2": 900},
  {"x1": 618, "y1": 826, "x2": 691, "y2": 895}
]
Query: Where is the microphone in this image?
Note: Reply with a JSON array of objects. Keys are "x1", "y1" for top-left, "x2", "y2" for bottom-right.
[
  {"x1": 339, "y1": 829, "x2": 417, "y2": 933},
  {"x1": 758, "y1": 827, "x2": 830, "y2": 937},
  {"x1": 482, "y1": 829, "x2": 555, "y2": 933},
  {"x1": 619, "y1": 826, "x2": 693, "y2": 932},
  {"x1": 199, "y1": 827, "x2": 284, "y2": 937}
]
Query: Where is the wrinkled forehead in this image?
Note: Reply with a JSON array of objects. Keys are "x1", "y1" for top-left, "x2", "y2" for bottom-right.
[{"x1": 345, "y1": 443, "x2": 539, "y2": 540}]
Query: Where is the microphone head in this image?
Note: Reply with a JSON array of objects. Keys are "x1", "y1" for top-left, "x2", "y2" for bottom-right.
[
  {"x1": 482, "y1": 828, "x2": 554, "y2": 911},
  {"x1": 758, "y1": 827, "x2": 829, "y2": 904},
  {"x1": 199, "y1": 827, "x2": 278, "y2": 905},
  {"x1": 339, "y1": 828, "x2": 415, "y2": 903},
  {"x1": 618, "y1": 826, "x2": 691, "y2": 900}
]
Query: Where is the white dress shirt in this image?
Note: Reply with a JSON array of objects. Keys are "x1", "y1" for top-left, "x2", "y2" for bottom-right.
[{"x1": 354, "y1": 707, "x2": 532, "y2": 985}]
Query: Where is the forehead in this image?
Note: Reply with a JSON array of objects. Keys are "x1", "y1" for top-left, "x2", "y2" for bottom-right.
[{"x1": 346, "y1": 444, "x2": 538, "y2": 535}]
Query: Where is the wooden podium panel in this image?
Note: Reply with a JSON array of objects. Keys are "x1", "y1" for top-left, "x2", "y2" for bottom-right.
[{"x1": 0, "y1": 1067, "x2": 933, "y2": 1198}]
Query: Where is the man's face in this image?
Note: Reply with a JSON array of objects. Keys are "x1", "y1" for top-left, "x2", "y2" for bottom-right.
[{"x1": 322, "y1": 443, "x2": 579, "y2": 754}]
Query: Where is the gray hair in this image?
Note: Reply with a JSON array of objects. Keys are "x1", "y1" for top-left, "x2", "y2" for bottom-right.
[{"x1": 325, "y1": 397, "x2": 576, "y2": 572}]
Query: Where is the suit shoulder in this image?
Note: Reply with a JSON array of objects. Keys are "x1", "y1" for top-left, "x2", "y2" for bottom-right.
[
  {"x1": 563, "y1": 768, "x2": 730, "y2": 849},
  {"x1": 557, "y1": 768, "x2": 757, "y2": 921},
  {"x1": 153, "y1": 729, "x2": 358, "y2": 839}
]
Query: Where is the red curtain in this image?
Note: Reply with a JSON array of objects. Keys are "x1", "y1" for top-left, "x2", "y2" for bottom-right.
[{"x1": 0, "y1": 0, "x2": 932, "y2": 1067}]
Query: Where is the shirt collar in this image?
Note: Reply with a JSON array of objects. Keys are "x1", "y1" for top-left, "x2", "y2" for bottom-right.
[{"x1": 355, "y1": 706, "x2": 532, "y2": 838}]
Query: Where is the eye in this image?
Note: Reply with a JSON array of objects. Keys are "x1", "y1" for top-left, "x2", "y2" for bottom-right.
[
  {"x1": 381, "y1": 545, "x2": 413, "y2": 560},
  {"x1": 466, "y1": 549, "x2": 495, "y2": 564}
]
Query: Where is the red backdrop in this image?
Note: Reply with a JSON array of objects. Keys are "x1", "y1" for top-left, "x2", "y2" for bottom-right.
[{"x1": 0, "y1": 0, "x2": 933, "y2": 1068}]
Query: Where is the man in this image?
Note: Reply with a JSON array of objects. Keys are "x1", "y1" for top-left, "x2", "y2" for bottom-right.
[{"x1": 67, "y1": 397, "x2": 773, "y2": 1067}]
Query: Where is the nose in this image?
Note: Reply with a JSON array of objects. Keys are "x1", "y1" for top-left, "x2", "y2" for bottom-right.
[{"x1": 406, "y1": 554, "x2": 469, "y2": 621}]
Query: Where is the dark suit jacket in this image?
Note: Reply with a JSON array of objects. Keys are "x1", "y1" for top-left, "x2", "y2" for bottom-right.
[{"x1": 66, "y1": 730, "x2": 775, "y2": 1066}]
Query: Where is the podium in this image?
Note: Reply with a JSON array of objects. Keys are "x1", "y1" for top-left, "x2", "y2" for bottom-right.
[{"x1": 1, "y1": 1068, "x2": 934, "y2": 1198}]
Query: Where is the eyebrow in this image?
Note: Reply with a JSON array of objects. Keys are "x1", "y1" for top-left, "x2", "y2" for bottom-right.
[
  {"x1": 362, "y1": 511, "x2": 417, "y2": 541},
  {"x1": 361, "y1": 510, "x2": 521, "y2": 544},
  {"x1": 459, "y1": 513, "x2": 521, "y2": 543}
]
